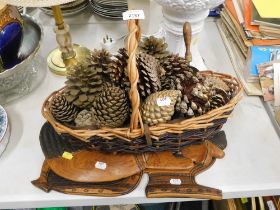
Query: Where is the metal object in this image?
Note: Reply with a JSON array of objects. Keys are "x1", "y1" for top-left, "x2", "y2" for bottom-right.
[
  {"x1": 47, "y1": 5, "x2": 91, "y2": 76},
  {"x1": 0, "y1": 105, "x2": 10, "y2": 157},
  {"x1": 0, "y1": 14, "x2": 42, "y2": 92},
  {"x1": 47, "y1": 44, "x2": 90, "y2": 76}
]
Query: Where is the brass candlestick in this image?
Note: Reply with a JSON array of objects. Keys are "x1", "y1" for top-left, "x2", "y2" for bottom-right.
[{"x1": 47, "y1": 5, "x2": 91, "y2": 76}]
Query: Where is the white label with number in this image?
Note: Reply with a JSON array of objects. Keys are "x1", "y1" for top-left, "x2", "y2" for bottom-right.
[
  {"x1": 157, "y1": 97, "x2": 171, "y2": 107},
  {"x1": 95, "y1": 161, "x2": 107, "y2": 170},
  {"x1": 170, "y1": 179, "x2": 182, "y2": 185},
  {"x1": 267, "y1": 201, "x2": 276, "y2": 210},
  {"x1": 123, "y1": 10, "x2": 145, "y2": 20}
]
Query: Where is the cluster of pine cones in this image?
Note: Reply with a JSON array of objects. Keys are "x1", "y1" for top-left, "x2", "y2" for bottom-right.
[{"x1": 50, "y1": 36, "x2": 238, "y2": 128}]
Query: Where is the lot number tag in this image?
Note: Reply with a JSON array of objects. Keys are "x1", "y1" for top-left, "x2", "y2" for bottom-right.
[
  {"x1": 157, "y1": 97, "x2": 171, "y2": 107},
  {"x1": 95, "y1": 161, "x2": 107, "y2": 170},
  {"x1": 123, "y1": 10, "x2": 145, "y2": 20},
  {"x1": 170, "y1": 179, "x2": 182, "y2": 185}
]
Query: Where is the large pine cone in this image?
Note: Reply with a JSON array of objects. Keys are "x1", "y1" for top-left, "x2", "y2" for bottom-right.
[
  {"x1": 137, "y1": 52, "x2": 164, "y2": 99},
  {"x1": 139, "y1": 36, "x2": 170, "y2": 64},
  {"x1": 50, "y1": 94, "x2": 79, "y2": 123},
  {"x1": 142, "y1": 90, "x2": 182, "y2": 126},
  {"x1": 91, "y1": 85, "x2": 129, "y2": 128},
  {"x1": 63, "y1": 49, "x2": 113, "y2": 109},
  {"x1": 109, "y1": 48, "x2": 130, "y2": 88},
  {"x1": 64, "y1": 58, "x2": 103, "y2": 109},
  {"x1": 110, "y1": 49, "x2": 164, "y2": 100},
  {"x1": 161, "y1": 54, "x2": 200, "y2": 91}
]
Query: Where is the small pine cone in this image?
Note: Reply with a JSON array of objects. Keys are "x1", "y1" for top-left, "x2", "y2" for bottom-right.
[
  {"x1": 222, "y1": 77, "x2": 239, "y2": 96},
  {"x1": 91, "y1": 85, "x2": 129, "y2": 128},
  {"x1": 204, "y1": 76, "x2": 230, "y2": 92},
  {"x1": 139, "y1": 36, "x2": 170, "y2": 64},
  {"x1": 209, "y1": 88, "x2": 231, "y2": 109},
  {"x1": 87, "y1": 49, "x2": 113, "y2": 82},
  {"x1": 142, "y1": 90, "x2": 182, "y2": 126},
  {"x1": 202, "y1": 76, "x2": 233, "y2": 110},
  {"x1": 75, "y1": 110, "x2": 94, "y2": 127},
  {"x1": 50, "y1": 94, "x2": 79, "y2": 123}
]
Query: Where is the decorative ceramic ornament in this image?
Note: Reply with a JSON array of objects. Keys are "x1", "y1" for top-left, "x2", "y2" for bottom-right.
[{"x1": 0, "y1": 4, "x2": 23, "y2": 70}]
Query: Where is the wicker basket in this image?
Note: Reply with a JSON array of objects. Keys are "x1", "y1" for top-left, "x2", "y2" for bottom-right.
[{"x1": 42, "y1": 20, "x2": 242, "y2": 153}]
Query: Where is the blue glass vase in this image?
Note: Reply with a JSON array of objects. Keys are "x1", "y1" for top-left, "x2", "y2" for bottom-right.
[{"x1": 0, "y1": 5, "x2": 23, "y2": 70}]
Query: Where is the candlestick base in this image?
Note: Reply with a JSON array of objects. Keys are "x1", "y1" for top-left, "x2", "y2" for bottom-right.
[{"x1": 47, "y1": 44, "x2": 91, "y2": 76}]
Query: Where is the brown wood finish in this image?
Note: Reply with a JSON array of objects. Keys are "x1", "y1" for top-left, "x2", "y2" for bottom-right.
[
  {"x1": 144, "y1": 141, "x2": 224, "y2": 200},
  {"x1": 47, "y1": 150, "x2": 144, "y2": 183},
  {"x1": 32, "y1": 161, "x2": 143, "y2": 197},
  {"x1": 32, "y1": 141, "x2": 224, "y2": 199}
]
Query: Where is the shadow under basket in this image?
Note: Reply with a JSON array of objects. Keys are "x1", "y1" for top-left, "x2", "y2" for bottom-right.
[{"x1": 42, "y1": 70, "x2": 242, "y2": 154}]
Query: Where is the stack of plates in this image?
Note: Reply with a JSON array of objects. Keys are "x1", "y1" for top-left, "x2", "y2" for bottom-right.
[
  {"x1": 90, "y1": 0, "x2": 128, "y2": 19},
  {"x1": 40, "y1": 0, "x2": 89, "y2": 16},
  {"x1": 0, "y1": 105, "x2": 10, "y2": 157},
  {"x1": 17, "y1": 6, "x2": 23, "y2": 13}
]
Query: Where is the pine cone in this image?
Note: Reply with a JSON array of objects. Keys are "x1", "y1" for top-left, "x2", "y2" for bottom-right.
[
  {"x1": 109, "y1": 48, "x2": 130, "y2": 88},
  {"x1": 160, "y1": 54, "x2": 209, "y2": 117},
  {"x1": 50, "y1": 94, "x2": 79, "y2": 123},
  {"x1": 87, "y1": 49, "x2": 113, "y2": 82},
  {"x1": 91, "y1": 85, "x2": 129, "y2": 128},
  {"x1": 75, "y1": 110, "x2": 94, "y2": 127},
  {"x1": 204, "y1": 77, "x2": 232, "y2": 110},
  {"x1": 63, "y1": 49, "x2": 113, "y2": 109},
  {"x1": 204, "y1": 76, "x2": 230, "y2": 92},
  {"x1": 142, "y1": 90, "x2": 182, "y2": 126},
  {"x1": 110, "y1": 49, "x2": 164, "y2": 100},
  {"x1": 161, "y1": 54, "x2": 200, "y2": 91},
  {"x1": 137, "y1": 52, "x2": 163, "y2": 99},
  {"x1": 139, "y1": 36, "x2": 170, "y2": 64}
]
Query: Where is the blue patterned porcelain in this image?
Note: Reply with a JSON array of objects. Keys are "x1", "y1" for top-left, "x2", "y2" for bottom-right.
[
  {"x1": 0, "y1": 105, "x2": 10, "y2": 157},
  {"x1": 0, "y1": 5, "x2": 23, "y2": 70}
]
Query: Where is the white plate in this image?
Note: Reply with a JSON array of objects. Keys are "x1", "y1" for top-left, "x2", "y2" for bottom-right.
[{"x1": 40, "y1": 3, "x2": 88, "y2": 16}]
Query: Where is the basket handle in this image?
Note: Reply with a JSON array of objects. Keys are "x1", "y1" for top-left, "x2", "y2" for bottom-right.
[
  {"x1": 127, "y1": 19, "x2": 144, "y2": 134},
  {"x1": 183, "y1": 22, "x2": 192, "y2": 64}
]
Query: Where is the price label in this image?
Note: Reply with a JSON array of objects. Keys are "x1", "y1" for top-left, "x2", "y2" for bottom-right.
[
  {"x1": 123, "y1": 10, "x2": 145, "y2": 20},
  {"x1": 95, "y1": 161, "x2": 107, "y2": 170},
  {"x1": 62, "y1": 151, "x2": 73, "y2": 160},
  {"x1": 170, "y1": 179, "x2": 182, "y2": 185},
  {"x1": 157, "y1": 97, "x2": 171, "y2": 107},
  {"x1": 267, "y1": 201, "x2": 276, "y2": 210},
  {"x1": 241, "y1": 198, "x2": 248, "y2": 204}
]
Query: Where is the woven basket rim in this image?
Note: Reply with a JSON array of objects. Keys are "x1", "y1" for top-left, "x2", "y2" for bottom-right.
[{"x1": 42, "y1": 70, "x2": 242, "y2": 142}]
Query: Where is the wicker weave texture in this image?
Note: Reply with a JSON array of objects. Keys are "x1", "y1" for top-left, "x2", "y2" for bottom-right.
[{"x1": 41, "y1": 19, "x2": 242, "y2": 153}]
